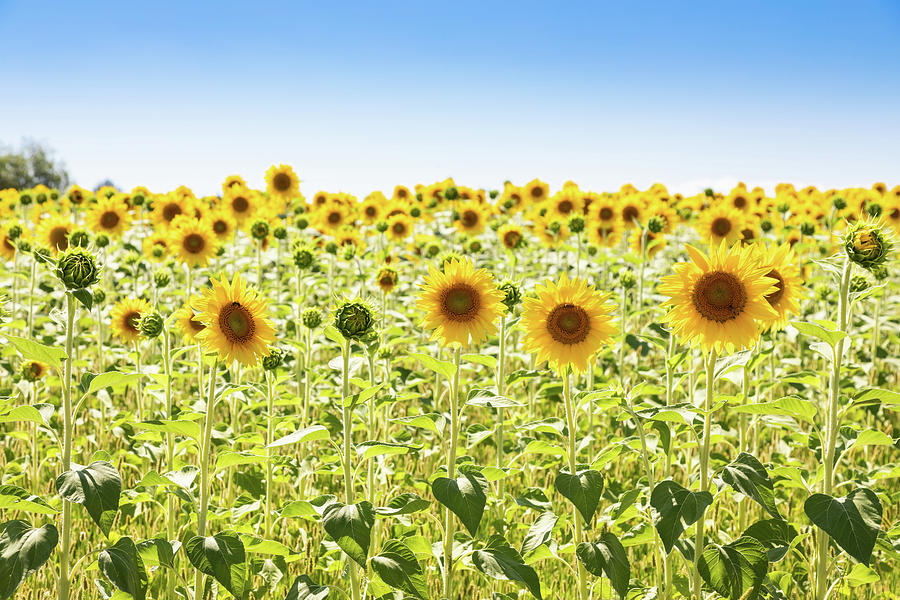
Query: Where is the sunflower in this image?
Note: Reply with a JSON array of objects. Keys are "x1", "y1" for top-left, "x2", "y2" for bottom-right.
[
  {"x1": 205, "y1": 210, "x2": 237, "y2": 243},
  {"x1": 525, "y1": 179, "x2": 550, "y2": 205},
  {"x1": 170, "y1": 219, "x2": 218, "y2": 268},
  {"x1": 265, "y1": 164, "x2": 300, "y2": 200},
  {"x1": 532, "y1": 217, "x2": 569, "y2": 247},
  {"x1": 0, "y1": 222, "x2": 24, "y2": 261},
  {"x1": 360, "y1": 193, "x2": 386, "y2": 225},
  {"x1": 143, "y1": 231, "x2": 171, "y2": 261},
  {"x1": 696, "y1": 203, "x2": 746, "y2": 246},
  {"x1": 521, "y1": 273, "x2": 617, "y2": 373},
  {"x1": 194, "y1": 273, "x2": 275, "y2": 366},
  {"x1": 455, "y1": 201, "x2": 488, "y2": 235},
  {"x1": 620, "y1": 194, "x2": 645, "y2": 229},
  {"x1": 392, "y1": 185, "x2": 413, "y2": 204},
  {"x1": 21, "y1": 360, "x2": 48, "y2": 382},
  {"x1": 37, "y1": 213, "x2": 73, "y2": 253},
  {"x1": 728, "y1": 189, "x2": 752, "y2": 212},
  {"x1": 335, "y1": 227, "x2": 365, "y2": 251},
  {"x1": 497, "y1": 223, "x2": 526, "y2": 250},
  {"x1": 174, "y1": 296, "x2": 207, "y2": 343},
  {"x1": 110, "y1": 298, "x2": 153, "y2": 344},
  {"x1": 224, "y1": 186, "x2": 257, "y2": 226},
  {"x1": 632, "y1": 229, "x2": 666, "y2": 258},
  {"x1": 752, "y1": 243, "x2": 804, "y2": 331},
  {"x1": 315, "y1": 201, "x2": 350, "y2": 234},
  {"x1": 150, "y1": 193, "x2": 192, "y2": 228},
  {"x1": 548, "y1": 189, "x2": 583, "y2": 219},
  {"x1": 222, "y1": 174, "x2": 247, "y2": 193},
  {"x1": 658, "y1": 243, "x2": 778, "y2": 353},
  {"x1": 417, "y1": 257, "x2": 504, "y2": 347},
  {"x1": 376, "y1": 267, "x2": 398, "y2": 293},
  {"x1": 85, "y1": 195, "x2": 132, "y2": 238},
  {"x1": 588, "y1": 219, "x2": 622, "y2": 248},
  {"x1": 499, "y1": 184, "x2": 525, "y2": 213},
  {"x1": 386, "y1": 213, "x2": 414, "y2": 242}
]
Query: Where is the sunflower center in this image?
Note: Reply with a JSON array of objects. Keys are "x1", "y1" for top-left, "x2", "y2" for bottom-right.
[
  {"x1": 101, "y1": 211, "x2": 120, "y2": 228},
  {"x1": 124, "y1": 311, "x2": 141, "y2": 333},
  {"x1": 392, "y1": 222, "x2": 406, "y2": 235},
  {"x1": 272, "y1": 173, "x2": 292, "y2": 192},
  {"x1": 71, "y1": 192, "x2": 83, "y2": 204},
  {"x1": 547, "y1": 303, "x2": 590, "y2": 345},
  {"x1": 764, "y1": 269, "x2": 785, "y2": 306},
  {"x1": 461, "y1": 210, "x2": 479, "y2": 227},
  {"x1": 558, "y1": 200, "x2": 573, "y2": 214},
  {"x1": 365, "y1": 206, "x2": 377, "y2": 217},
  {"x1": 397, "y1": 189, "x2": 408, "y2": 198},
  {"x1": 599, "y1": 207, "x2": 614, "y2": 220},
  {"x1": 530, "y1": 187, "x2": 544, "y2": 199},
  {"x1": 328, "y1": 212, "x2": 342, "y2": 224},
  {"x1": 50, "y1": 227, "x2": 69, "y2": 251},
  {"x1": 163, "y1": 203, "x2": 182, "y2": 222},
  {"x1": 503, "y1": 230, "x2": 521, "y2": 248},
  {"x1": 378, "y1": 274, "x2": 395, "y2": 287},
  {"x1": 27, "y1": 363, "x2": 42, "y2": 378},
  {"x1": 890, "y1": 208, "x2": 900, "y2": 220},
  {"x1": 622, "y1": 205, "x2": 639, "y2": 223},
  {"x1": 692, "y1": 271, "x2": 747, "y2": 322},
  {"x1": 213, "y1": 220, "x2": 228, "y2": 234},
  {"x1": 711, "y1": 217, "x2": 732, "y2": 237},
  {"x1": 189, "y1": 312, "x2": 206, "y2": 333},
  {"x1": 232, "y1": 196, "x2": 249, "y2": 213},
  {"x1": 733, "y1": 196, "x2": 747, "y2": 208},
  {"x1": 184, "y1": 233, "x2": 205, "y2": 253},
  {"x1": 440, "y1": 284, "x2": 479, "y2": 321},
  {"x1": 219, "y1": 302, "x2": 255, "y2": 342}
]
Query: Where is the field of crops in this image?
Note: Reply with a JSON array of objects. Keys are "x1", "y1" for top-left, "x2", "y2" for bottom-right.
[{"x1": 0, "y1": 170, "x2": 897, "y2": 600}]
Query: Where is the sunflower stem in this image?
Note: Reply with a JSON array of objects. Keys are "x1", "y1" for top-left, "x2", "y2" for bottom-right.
[
  {"x1": 161, "y1": 326, "x2": 176, "y2": 600},
  {"x1": 340, "y1": 338, "x2": 361, "y2": 600},
  {"x1": 57, "y1": 293, "x2": 76, "y2": 600},
  {"x1": 562, "y1": 367, "x2": 588, "y2": 600},
  {"x1": 693, "y1": 348, "x2": 717, "y2": 600},
  {"x1": 442, "y1": 345, "x2": 462, "y2": 600},
  {"x1": 265, "y1": 369, "x2": 275, "y2": 539},
  {"x1": 194, "y1": 358, "x2": 219, "y2": 600},
  {"x1": 496, "y1": 316, "x2": 507, "y2": 499}
]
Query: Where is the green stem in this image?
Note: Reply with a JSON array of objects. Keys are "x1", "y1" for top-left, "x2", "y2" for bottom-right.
[
  {"x1": 693, "y1": 349, "x2": 717, "y2": 600},
  {"x1": 194, "y1": 359, "x2": 219, "y2": 600},
  {"x1": 57, "y1": 293, "x2": 76, "y2": 600},
  {"x1": 341, "y1": 339, "x2": 360, "y2": 600},
  {"x1": 265, "y1": 370, "x2": 275, "y2": 538},
  {"x1": 162, "y1": 328, "x2": 175, "y2": 600},
  {"x1": 443, "y1": 346, "x2": 462, "y2": 600},
  {"x1": 496, "y1": 316, "x2": 507, "y2": 499},
  {"x1": 562, "y1": 367, "x2": 588, "y2": 600}
]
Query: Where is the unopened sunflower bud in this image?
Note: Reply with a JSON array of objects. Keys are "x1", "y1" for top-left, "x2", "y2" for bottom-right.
[
  {"x1": 273, "y1": 225, "x2": 287, "y2": 240},
  {"x1": 69, "y1": 229, "x2": 90, "y2": 248},
  {"x1": 568, "y1": 216, "x2": 586, "y2": 233},
  {"x1": 93, "y1": 287, "x2": 106, "y2": 304},
  {"x1": 262, "y1": 348, "x2": 283, "y2": 371},
  {"x1": 302, "y1": 307, "x2": 322, "y2": 329},
  {"x1": 619, "y1": 269, "x2": 636, "y2": 290},
  {"x1": 154, "y1": 268, "x2": 171, "y2": 288},
  {"x1": 498, "y1": 281, "x2": 521, "y2": 313},
  {"x1": 800, "y1": 222, "x2": 815, "y2": 236},
  {"x1": 849, "y1": 275, "x2": 869, "y2": 294},
  {"x1": 6, "y1": 225, "x2": 21, "y2": 241},
  {"x1": 132, "y1": 193, "x2": 145, "y2": 206},
  {"x1": 503, "y1": 199, "x2": 514, "y2": 210},
  {"x1": 832, "y1": 196, "x2": 847, "y2": 211},
  {"x1": 375, "y1": 220, "x2": 389, "y2": 233},
  {"x1": 866, "y1": 203, "x2": 882, "y2": 218},
  {"x1": 17, "y1": 240, "x2": 31, "y2": 253},
  {"x1": 292, "y1": 246, "x2": 315, "y2": 270},
  {"x1": 844, "y1": 220, "x2": 892, "y2": 270},
  {"x1": 547, "y1": 221, "x2": 561, "y2": 234},
  {"x1": 250, "y1": 219, "x2": 269, "y2": 241},
  {"x1": 95, "y1": 234, "x2": 110, "y2": 248},
  {"x1": 410, "y1": 207, "x2": 421, "y2": 218},
  {"x1": 444, "y1": 186, "x2": 459, "y2": 201},
  {"x1": 415, "y1": 193, "x2": 423, "y2": 203},
  {"x1": 139, "y1": 312, "x2": 165, "y2": 338},
  {"x1": 776, "y1": 202, "x2": 791, "y2": 214},
  {"x1": 151, "y1": 245, "x2": 165, "y2": 259},
  {"x1": 425, "y1": 242, "x2": 441, "y2": 257},
  {"x1": 377, "y1": 347, "x2": 391, "y2": 360},
  {"x1": 760, "y1": 219, "x2": 773, "y2": 232},
  {"x1": 704, "y1": 188, "x2": 714, "y2": 197},
  {"x1": 124, "y1": 250, "x2": 141, "y2": 266},
  {"x1": 296, "y1": 217, "x2": 309, "y2": 230},
  {"x1": 33, "y1": 245, "x2": 51, "y2": 262},
  {"x1": 646, "y1": 216, "x2": 665, "y2": 234},
  {"x1": 587, "y1": 244, "x2": 598, "y2": 256},
  {"x1": 19, "y1": 192, "x2": 32, "y2": 205},
  {"x1": 55, "y1": 247, "x2": 101, "y2": 290},
  {"x1": 438, "y1": 251, "x2": 460, "y2": 268},
  {"x1": 324, "y1": 241, "x2": 338, "y2": 255},
  {"x1": 333, "y1": 299, "x2": 376, "y2": 340},
  {"x1": 467, "y1": 239, "x2": 482, "y2": 253},
  {"x1": 341, "y1": 244, "x2": 356, "y2": 260},
  {"x1": 489, "y1": 189, "x2": 499, "y2": 199},
  {"x1": 871, "y1": 265, "x2": 888, "y2": 281},
  {"x1": 376, "y1": 267, "x2": 398, "y2": 293}
]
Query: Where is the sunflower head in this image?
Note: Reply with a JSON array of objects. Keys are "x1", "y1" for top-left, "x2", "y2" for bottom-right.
[
  {"x1": 376, "y1": 267, "x2": 398, "y2": 293},
  {"x1": 262, "y1": 347, "x2": 283, "y2": 371},
  {"x1": 302, "y1": 307, "x2": 323, "y2": 329},
  {"x1": 110, "y1": 298, "x2": 153, "y2": 344},
  {"x1": 844, "y1": 219, "x2": 892, "y2": 270},
  {"x1": 139, "y1": 312, "x2": 165, "y2": 339},
  {"x1": 55, "y1": 246, "x2": 101, "y2": 290},
  {"x1": 21, "y1": 360, "x2": 48, "y2": 382},
  {"x1": 333, "y1": 299, "x2": 377, "y2": 341},
  {"x1": 498, "y1": 281, "x2": 522, "y2": 313},
  {"x1": 266, "y1": 164, "x2": 300, "y2": 199}
]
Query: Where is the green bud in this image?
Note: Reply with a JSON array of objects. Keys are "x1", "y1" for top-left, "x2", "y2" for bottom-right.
[
  {"x1": 333, "y1": 299, "x2": 376, "y2": 340},
  {"x1": 95, "y1": 234, "x2": 110, "y2": 248},
  {"x1": 444, "y1": 186, "x2": 459, "y2": 201},
  {"x1": 568, "y1": 216, "x2": 586, "y2": 233},
  {"x1": 17, "y1": 240, "x2": 31, "y2": 253},
  {"x1": 139, "y1": 312, "x2": 165, "y2": 338},
  {"x1": 325, "y1": 241, "x2": 338, "y2": 255},
  {"x1": 93, "y1": 287, "x2": 106, "y2": 304},
  {"x1": 250, "y1": 219, "x2": 270, "y2": 241},
  {"x1": 849, "y1": 274, "x2": 869, "y2": 294},
  {"x1": 489, "y1": 190, "x2": 499, "y2": 199},
  {"x1": 800, "y1": 222, "x2": 815, "y2": 236},
  {"x1": 760, "y1": 219, "x2": 773, "y2": 232},
  {"x1": 776, "y1": 202, "x2": 791, "y2": 214},
  {"x1": 646, "y1": 216, "x2": 665, "y2": 234},
  {"x1": 296, "y1": 217, "x2": 309, "y2": 230},
  {"x1": 410, "y1": 207, "x2": 421, "y2": 218},
  {"x1": 375, "y1": 220, "x2": 389, "y2": 233},
  {"x1": 866, "y1": 202, "x2": 882, "y2": 218},
  {"x1": 498, "y1": 281, "x2": 521, "y2": 313},
  {"x1": 154, "y1": 268, "x2": 171, "y2": 288},
  {"x1": 6, "y1": 225, "x2": 21, "y2": 240},
  {"x1": 262, "y1": 347, "x2": 283, "y2": 371},
  {"x1": 844, "y1": 220, "x2": 892, "y2": 270},
  {"x1": 302, "y1": 307, "x2": 323, "y2": 329},
  {"x1": 69, "y1": 229, "x2": 90, "y2": 248},
  {"x1": 832, "y1": 196, "x2": 847, "y2": 210},
  {"x1": 292, "y1": 245, "x2": 316, "y2": 270},
  {"x1": 273, "y1": 225, "x2": 287, "y2": 240},
  {"x1": 132, "y1": 194, "x2": 145, "y2": 206},
  {"x1": 55, "y1": 247, "x2": 101, "y2": 290},
  {"x1": 341, "y1": 244, "x2": 356, "y2": 260},
  {"x1": 619, "y1": 269, "x2": 636, "y2": 290},
  {"x1": 467, "y1": 239, "x2": 482, "y2": 253}
]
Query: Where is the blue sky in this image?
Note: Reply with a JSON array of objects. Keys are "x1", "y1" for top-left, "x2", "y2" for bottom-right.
[{"x1": 1, "y1": 0, "x2": 899, "y2": 197}]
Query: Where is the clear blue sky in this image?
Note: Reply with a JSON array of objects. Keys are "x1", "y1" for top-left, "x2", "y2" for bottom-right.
[{"x1": 2, "y1": 0, "x2": 899, "y2": 197}]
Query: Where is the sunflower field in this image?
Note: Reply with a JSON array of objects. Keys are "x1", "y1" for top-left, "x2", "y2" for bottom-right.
[{"x1": 0, "y1": 170, "x2": 898, "y2": 600}]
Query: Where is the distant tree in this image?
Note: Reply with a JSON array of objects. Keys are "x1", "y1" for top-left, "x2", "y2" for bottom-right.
[
  {"x1": 0, "y1": 139, "x2": 70, "y2": 190},
  {"x1": 94, "y1": 179, "x2": 117, "y2": 192}
]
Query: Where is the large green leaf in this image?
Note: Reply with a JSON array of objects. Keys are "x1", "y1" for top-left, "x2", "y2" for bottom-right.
[
  {"x1": 6, "y1": 335, "x2": 66, "y2": 370},
  {"x1": 0, "y1": 520, "x2": 58, "y2": 600},
  {"x1": 370, "y1": 539, "x2": 429, "y2": 600},
  {"x1": 697, "y1": 536, "x2": 768, "y2": 600},
  {"x1": 804, "y1": 488, "x2": 882, "y2": 566},
  {"x1": 374, "y1": 493, "x2": 431, "y2": 516},
  {"x1": 718, "y1": 452, "x2": 780, "y2": 519},
  {"x1": 554, "y1": 468, "x2": 604, "y2": 523},
  {"x1": 98, "y1": 536, "x2": 148, "y2": 600},
  {"x1": 0, "y1": 486, "x2": 58, "y2": 515},
  {"x1": 521, "y1": 511, "x2": 558, "y2": 557},
  {"x1": 55, "y1": 461, "x2": 121, "y2": 537},
  {"x1": 85, "y1": 371, "x2": 143, "y2": 394},
  {"x1": 650, "y1": 480, "x2": 712, "y2": 554},
  {"x1": 185, "y1": 531, "x2": 248, "y2": 599},
  {"x1": 266, "y1": 425, "x2": 329, "y2": 448},
  {"x1": 472, "y1": 535, "x2": 543, "y2": 600},
  {"x1": 432, "y1": 471, "x2": 488, "y2": 537},
  {"x1": 284, "y1": 575, "x2": 329, "y2": 600},
  {"x1": 576, "y1": 532, "x2": 630, "y2": 598},
  {"x1": 408, "y1": 352, "x2": 456, "y2": 379},
  {"x1": 743, "y1": 519, "x2": 798, "y2": 563},
  {"x1": 322, "y1": 501, "x2": 375, "y2": 568}
]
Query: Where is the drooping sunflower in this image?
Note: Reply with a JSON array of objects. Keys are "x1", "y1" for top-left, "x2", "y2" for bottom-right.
[
  {"x1": 85, "y1": 194, "x2": 132, "y2": 238},
  {"x1": 110, "y1": 298, "x2": 153, "y2": 344},
  {"x1": 224, "y1": 186, "x2": 257, "y2": 226},
  {"x1": 497, "y1": 223, "x2": 526, "y2": 250},
  {"x1": 455, "y1": 201, "x2": 488, "y2": 235},
  {"x1": 386, "y1": 213, "x2": 414, "y2": 242},
  {"x1": 222, "y1": 174, "x2": 247, "y2": 194},
  {"x1": 376, "y1": 267, "x2": 398, "y2": 293},
  {"x1": 392, "y1": 185, "x2": 413, "y2": 204},
  {"x1": 194, "y1": 273, "x2": 275, "y2": 366},
  {"x1": 588, "y1": 219, "x2": 622, "y2": 248},
  {"x1": 37, "y1": 213, "x2": 73, "y2": 253},
  {"x1": 170, "y1": 219, "x2": 218, "y2": 268},
  {"x1": 174, "y1": 296, "x2": 207, "y2": 343},
  {"x1": 696, "y1": 203, "x2": 746, "y2": 246},
  {"x1": 752, "y1": 243, "x2": 804, "y2": 331},
  {"x1": 417, "y1": 257, "x2": 504, "y2": 347},
  {"x1": 265, "y1": 164, "x2": 300, "y2": 200},
  {"x1": 21, "y1": 360, "x2": 48, "y2": 382},
  {"x1": 521, "y1": 273, "x2": 617, "y2": 373},
  {"x1": 658, "y1": 242, "x2": 778, "y2": 353}
]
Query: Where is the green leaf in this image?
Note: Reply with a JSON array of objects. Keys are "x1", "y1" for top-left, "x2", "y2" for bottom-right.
[
  {"x1": 87, "y1": 371, "x2": 143, "y2": 394},
  {"x1": 185, "y1": 531, "x2": 248, "y2": 599},
  {"x1": 374, "y1": 493, "x2": 431, "y2": 516},
  {"x1": 697, "y1": 536, "x2": 768, "y2": 600},
  {"x1": 804, "y1": 488, "x2": 882, "y2": 566},
  {"x1": 322, "y1": 501, "x2": 375, "y2": 569},
  {"x1": 472, "y1": 535, "x2": 543, "y2": 600},
  {"x1": 55, "y1": 461, "x2": 121, "y2": 537},
  {"x1": 72, "y1": 288, "x2": 93, "y2": 310},
  {"x1": 789, "y1": 320, "x2": 846, "y2": 348},
  {"x1": 266, "y1": 425, "x2": 329, "y2": 448},
  {"x1": 136, "y1": 538, "x2": 174, "y2": 569},
  {"x1": 732, "y1": 397, "x2": 817, "y2": 423},
  {"x1": 343, "y1": 382, "x2": 385, "y2": 408},
  {"x1": 576, "y1": 532, "x2": 630, "y2": 598},
  {"x1": 718, "y1": 452, "x2": 780, "y2": 519},
  {"x1": 6, "y1": 335, "x2": 67, "y2": 370},
  {"x1": 370, "y1": 539, "x2": 429, "y2": 600},
  {"x1": 521, "y1": 511, "x2": 558, "y2": 557},
  {"x1": 356, "y1": 441, "x2": 417, "y2": 461},
  {"x1": 98, "y1": 536, "x2": 148, "y2": 600},
  {"x1": 650, "y1": 480, "x2": 713, "y2": 554},
  {"x1": 742, "y1": 519, "x2": 798, "y2": 563},
  {"x1": 284, "y1": 575, "x2": 329, "y2": 600},
  {"x1": 853, "y1": 388, "x2": 900, "y2": 408},
  {"x1": 0, "y1": 485, "x2": 59, "y2": 515},
  {"x1": 554, "y1": 468, "x2": 604, "y2": 523},
  {"x1": 432, "y1": 471, "x2": 488, "y2": 537},
  {"x1": 0, "y1": 520, "x2": 58, "y2": 600},
  {"x1": 135, "y1": 419, "x2": 201, "y2": 442},
  {"x1": 409, "y1": 352, "x2": 456, "y2": 379},
  {"x1": 0, "y1": 405, "x2": 53, "y2": 427},
  {"x1": 462, "y1": 353, "x2": 497, "y2": 369},
  {"x1": 466, "y1": 393, "x2": 524, "y2": 408}
]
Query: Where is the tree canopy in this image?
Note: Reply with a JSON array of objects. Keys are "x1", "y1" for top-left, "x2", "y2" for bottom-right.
[{"x1": 0, "y1": 140, "x2": 70, "y2": 190}]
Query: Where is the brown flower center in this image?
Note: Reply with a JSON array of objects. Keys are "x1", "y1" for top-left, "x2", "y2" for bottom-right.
[
  {"x1": 272, "y1": 172, "x2": 292, "y2": 192},
  {"x1": 327, "y1": 211, "x2": 342, "y2": 224},
  {"x1": 213, "y1": 220, "x2": 228, "y2": 234},
  {"x1": 100, "y1": 211, "x2": 120, "y2": 229},
  {"x1": 184, "y1": 233, "x2": 205, "y2": 253},
  {"x1": 232, "y1": 196, "x2": 249, "y2": 213},
  {"x1": 440, "y1": 284, "x2": 479, "y2": 321},
  {"x1": 365, "y1": 206, "x2": 377, "y2": 217},
  {"x1": 530, "y1": 186, "x2": 544, "y2": 199},
  {"x1": 692, "y1": 271, "x2": 747, "y2": 322},
  {"x1": 733, "y1": 195, "x2": 747, "y2": 209},
  {"x1": 546, "y1": 303, "x2": 590, "y2": 345},
  {"x1": 124, "y1": 310, "x2": 141, "y2": 333},
  {"x1": 503, "y1": 230, "x2": 521, "y2": 248},
  {"x1": 219, "y1": 302, "x2": 255, "y2": 342},
  {"x1": 392, "y1": 222, "x2": 407, "y2": 236},
  {"x1": 764, "y1": 269, "x2": 785, "y2": 306},
  {"x1": 711, "y1": 217, "x2": 732, "y2": 237},
  {"x1": 397, "y1": 189, "x2": 408, "y2": 199},
  {"x1": 622, "y1": 205, "x2": 639, "y2": 224},
  {"x1": 162, "y1": 203, "x2": 182, "y2": 222},
  {"x1": 188, "y1": 311, "x2": 206, "y2": 333},
  {"x1": 557, "y1": 200, "x2": 573, "y2": 214},
  {"x1": 461, "y1": 210, "x2": 479, "y2": 228},
  {"x1": 599, "y1": 207, "x2": 614, "y2": 220},
  {"x1": 50, "y1": 227, "x2": 69, "y2": 251}
]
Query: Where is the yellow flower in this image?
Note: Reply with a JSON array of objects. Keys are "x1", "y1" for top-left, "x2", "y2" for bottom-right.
[
  {"x1": 525, "y1": 179, "x2": 550, "y2": 204},
  {"x1": 150, "y1": 193, "x2": 191, "y2": 228},
  {"x1": 360, "y1": 193, "x2": 386, "y2": 224},
  {"x1": 0, "y1": 222, "x2": 26, "y2": 261},
  {"x1": 195, "y1": 273, "x2": 275, "y2": 366},
  {"x1": 316, "y1": 201, "x2": 350, "y2": 234},
  {"x1": 170, "y1": 219, "x2": 218, "y2": 268},
  {"x1": 85, "y1": 194, "x2": 132, "y2": 238},
  {"x1": 265, "y1": 164, "x2": 300, "y2": 200},
  {"x1": 143, "y1": 230, "x2": 171, "y2": 261},
  {"x1": 224, "y1": 186, "x2": 257, "y2": 226},
  {"x1": 547, "y1": 188, "x2": 583, "y2": 219},
  {"x1": 455, "y1": 201, "x2": 488, "y2": 235},
  {"x1": 632, "y1": 229, "x2": 666, "y2": 258},
  {"x1": 522, "y1": 273, "x2": 617, "y2": 373},
  {"x1": 753, "y1": 243, "x2": 804, "y2": 332},
  {"x1": 110, "y1": 298, "x2": 152, "y2": 344},
  {"x1": 588, "y1": 219, "x2": 621, "y2": 248},
  {"x1": 497, "y1": 223, "x2": 526, "y2": 250},
  {"x1": 174, "y1": 296, "x2": 207, "y2": 343},
  {"x1": 619, "y1": 194, "x2": 645, "y2": 229},
  {"x1": 37, "y1": 213, "x2": 73, "y2": 253},
  {"x1": 499, "y1": 184, "x2": 525, "y2": 214},
  {"x1": 417, "y1": 257, "x2": 504, "y2": 347},
  {"x1": 696, "y1": 202, "x2": 746, "y2": 246},
  {"x1": 658, "y1": 243, "x2": 778, "y2": 353},
  {"x1": 222, "y1": 174, "x2": 247, "y2": 194},
  {"x1": 386, "y1": 213, "x2": 413, "y2": 242},
  {"x1": 205, "y1": 210, "x2": 237, "y2": 243},
  {"x1": 392, "y1": 185, "x2": 413, "y2": 203}
]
